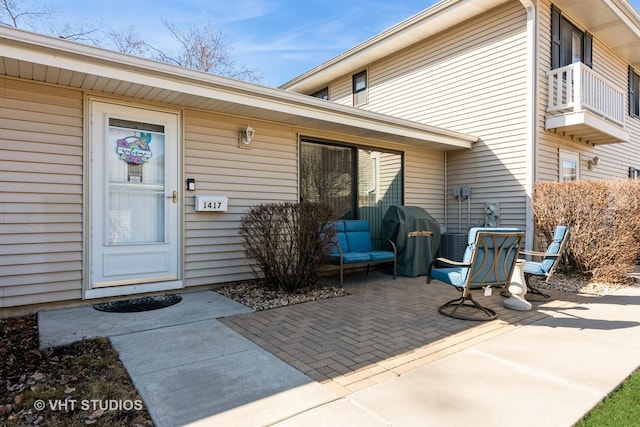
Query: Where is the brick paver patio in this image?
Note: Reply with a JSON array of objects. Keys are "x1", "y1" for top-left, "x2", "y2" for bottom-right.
[{"x1": 219, "y1": 271, "x2": 592, "y2": 396}]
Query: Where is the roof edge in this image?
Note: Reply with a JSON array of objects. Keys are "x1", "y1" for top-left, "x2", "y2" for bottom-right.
[
  {"x1": 0, "y1": 25, "x2": 478, "y2": 150},
  {"x1": 279, "y1": 0, "x2": 518, "y2": 92}
]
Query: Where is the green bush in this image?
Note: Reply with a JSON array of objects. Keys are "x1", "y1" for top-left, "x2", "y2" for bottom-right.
[
  {"x1": 532, "y1": 179, "x2": 640, "y2": 283},
  {"x1": 238, "y1": 201, "x2": 336, "y2": 292}
]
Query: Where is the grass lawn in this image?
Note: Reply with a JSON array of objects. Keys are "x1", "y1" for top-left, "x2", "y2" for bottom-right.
[{"x1": 575, "y1": 367, "x2": 640, "y2": 426}]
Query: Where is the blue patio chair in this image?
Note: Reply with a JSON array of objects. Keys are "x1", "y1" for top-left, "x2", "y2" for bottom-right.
[
  {"x1": 520, "y1": 225, "x2": 570, "y2": 301},
  {"x1": 427, "y1": 228, "x2": 524, "y2": 321}
]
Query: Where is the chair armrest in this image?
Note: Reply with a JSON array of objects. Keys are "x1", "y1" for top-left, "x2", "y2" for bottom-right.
[
  {"x1": 520, "y1": 250, "x2": 559, "y2": 258},
  {"x1": 326, "y1": 241, "x2": 344, "y2": 259},
  {"x1": 433, "y1": 257, "x2": 471, "y2": 267},
  {"x1": 426, "y1": 257, "x2": 470, "y2": 284},
  {"x1": 386, "y1": 239, "x2": 397, "y2": 256}
]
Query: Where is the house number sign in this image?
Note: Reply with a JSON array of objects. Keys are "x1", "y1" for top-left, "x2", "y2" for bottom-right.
[{"x1": 195, "y1": 195, "x2": 228, "y2": 212}]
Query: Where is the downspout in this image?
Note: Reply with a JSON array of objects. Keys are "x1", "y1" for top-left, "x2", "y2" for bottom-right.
[
  {"x1": 520, "y1": 0, "x2": 537, "y2": 252},
  {"x1": 444, "y1": 151, "x2": 448, "y2": 233}
]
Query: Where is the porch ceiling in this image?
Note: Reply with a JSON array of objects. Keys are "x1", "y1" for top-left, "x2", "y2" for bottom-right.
[
  {"x1": 0, "y1": 26, "x2": 477, "y2": 151},
  {"x1": 555, "y1": 0, "x2": 640, "y2": 69}
]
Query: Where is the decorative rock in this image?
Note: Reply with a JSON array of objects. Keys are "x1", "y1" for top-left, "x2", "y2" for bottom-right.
[{"x1": 215, "y1": 281, "x2": 347, "y2": 311}]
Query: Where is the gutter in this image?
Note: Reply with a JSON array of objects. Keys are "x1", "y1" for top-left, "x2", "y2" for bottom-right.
[
  {"x1": 519, "y1": 0, "x2": 537, "y2": 252},
  {"x1": 0, "y1": 25, "x2": 478, "y2": 150}
]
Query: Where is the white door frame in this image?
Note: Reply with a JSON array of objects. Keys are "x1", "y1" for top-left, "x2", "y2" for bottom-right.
[{"x1": 85, "y1": 100, "x2": 183, "y2": 299}]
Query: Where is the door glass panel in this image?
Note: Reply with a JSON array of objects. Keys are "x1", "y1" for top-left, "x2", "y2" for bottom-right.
[
  {"x1": 358, "y1": 149, "x2": 402, "y2": 249},
  {"x1": 571, "y1": 31, "x2": 582, "y2": 64},
  {"x1": 301, "y1": 142, "x2": 353, "y2": 219},
  {"x1": 300, "y1": 140, "x2": 403, "y2": 249},
  {"x1": 107, "y1": 118, "x2": 166, "y2": 245}
]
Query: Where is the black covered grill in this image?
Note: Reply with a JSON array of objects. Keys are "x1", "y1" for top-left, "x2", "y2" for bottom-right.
[{"x1": 382, "y1": 206, "x2": 441, "y2": 277}]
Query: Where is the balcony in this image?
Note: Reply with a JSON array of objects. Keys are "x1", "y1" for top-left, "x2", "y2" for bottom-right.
[{"x1": 546, "y1": 63, "x2": 629, "y2": 145}]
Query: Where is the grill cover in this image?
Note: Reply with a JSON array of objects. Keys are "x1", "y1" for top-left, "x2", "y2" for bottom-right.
[{"x1": 382, "y1": 205, "x2": 441, "y2": 277}]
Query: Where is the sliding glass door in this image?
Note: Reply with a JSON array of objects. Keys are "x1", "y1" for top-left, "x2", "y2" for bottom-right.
[{"x1": 300, "y1": 139, "x2": 403, "y2": 248}]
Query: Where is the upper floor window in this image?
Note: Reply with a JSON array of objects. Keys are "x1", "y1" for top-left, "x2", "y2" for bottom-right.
[
  {"x1": 311, "y1": 87, "x2": 329, "y2": 100},
  {"x1": 352, "y1": 70, "x2": 368, "y2": 106},
  {"x1": 629, "y1": 67, "x2": 640, "y2": 118},
  {"x1": 551, "y1": 5, "x2": 592, "y2": 69}
]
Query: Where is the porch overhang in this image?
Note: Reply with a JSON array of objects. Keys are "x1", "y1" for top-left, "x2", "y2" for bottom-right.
[
  {"x1": 0, "y1": 26, "x2": 478, "y2": 151},
  {"x1": 545, "y1": 111, "x2": 630, "y2": 145}
]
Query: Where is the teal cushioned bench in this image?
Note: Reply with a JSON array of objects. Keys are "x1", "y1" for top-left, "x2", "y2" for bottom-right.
[{"x1": 326, "y1": 220, "x2": 397, "y2": 286}]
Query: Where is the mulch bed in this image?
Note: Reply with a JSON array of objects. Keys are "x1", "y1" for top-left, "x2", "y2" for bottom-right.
[{"x1": 0, "y1": 315, "x2": 153, "y2": 427}]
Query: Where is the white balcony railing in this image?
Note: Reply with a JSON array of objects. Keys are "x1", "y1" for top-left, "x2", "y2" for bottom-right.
[{"x1": 547, "y1": 62, "x2": 625, "y2": 127}]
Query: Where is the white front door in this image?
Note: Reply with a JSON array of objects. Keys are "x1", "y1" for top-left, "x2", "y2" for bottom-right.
[{"x1": 88, "y1": 101, "x2": 181, "y2": 296}]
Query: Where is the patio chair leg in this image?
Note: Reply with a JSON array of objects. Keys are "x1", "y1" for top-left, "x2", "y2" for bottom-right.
[
  {"x1": 525, "y1": 285, "x2": 551, "y2": 301},
  {"x1": 502, "y1": 276, "x2": 552, "y2": 301},
  {"x1": 523, "y1": 274, "x2": 551, "y2": 301},
  {"x1": 438, "y1": 294, "x2": 497, "y2": 321},
  {"x1": 468, "y1": 294, "x2": 497, "y2": 318}
]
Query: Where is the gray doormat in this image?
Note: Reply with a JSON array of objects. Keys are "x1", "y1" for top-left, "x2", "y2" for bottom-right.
[{"x1": 93, "y1": 294, "x2": 182, "y2": 313}]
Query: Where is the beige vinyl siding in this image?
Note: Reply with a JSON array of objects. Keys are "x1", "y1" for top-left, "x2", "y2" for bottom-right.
[
  {"x1": 183, "y1": 111, "x2": 298, "y2": 287},
  {"x1": 182, "y1": 115, "x2": 447, "y2": 286},
  {"x1": 404, "y1": 148, "x2": 445, "y2": 222},
  {"x1": 536, "y1": 0, "x2": 640, "y2": 183},
  {"x1": 329, "y1": 77, "x2": 352, "y2": 106},
  {"x1": 0, "y1": 77, "x2": 83, "y2": 307},
  {"x1": 328, "y1": 2, "x2": 529, "y2": 231}
]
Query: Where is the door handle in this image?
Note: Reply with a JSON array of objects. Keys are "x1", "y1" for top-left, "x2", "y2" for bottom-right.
[{"x1": 167, "y1": 190, "x2": 177, "y2": 204}]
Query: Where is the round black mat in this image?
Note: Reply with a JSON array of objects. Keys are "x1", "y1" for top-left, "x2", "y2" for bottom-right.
[{"x1": 93, "y1": 294, "x2": 182, "y2": 313}]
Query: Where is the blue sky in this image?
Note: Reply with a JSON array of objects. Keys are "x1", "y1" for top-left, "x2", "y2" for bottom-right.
[
  {"x1": 22, "y1": 0, "x2": 437, "y2": 85},
  {"x1": 21, "y1": 0, "x2": 640, "y2": 87}
]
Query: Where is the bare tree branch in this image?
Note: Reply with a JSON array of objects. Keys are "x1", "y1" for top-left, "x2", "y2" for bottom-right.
[
  {"x1": 0, "y1": 0, "x2": 51, "y2": 28},
  {"x1": 159, "y1": 18, "x2": 262, "y2": 82},
  {"x1": 1, "y1": 1, "x2": 263, "y2": 83}
]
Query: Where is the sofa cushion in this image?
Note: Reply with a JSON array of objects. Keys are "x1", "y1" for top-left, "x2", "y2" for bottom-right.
[
  {"x1": 368, "y1": 251, "x2": 396, "y2": 262},
  {"x1": 340, "y1": 252, "x2": 373, "y2": 264},
  {"x1": 329, "y1": 221, "x2": 349, "y2": 255},
  {"x1": 344, "y1": 220, "x2": 373, "y2": 252}
]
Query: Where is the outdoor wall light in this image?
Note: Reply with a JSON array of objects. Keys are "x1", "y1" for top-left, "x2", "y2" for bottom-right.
[
  {"x1": 588, "y1": 155, "x2": 600, "y2": 170},
  {"x1": 239, "y1": 125, "x2": 255, "y2": 148}
]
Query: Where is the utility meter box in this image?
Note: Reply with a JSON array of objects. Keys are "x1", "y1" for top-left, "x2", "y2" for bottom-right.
[{"x1": 195, "y1": 195, "x2": 228, "y2": 212}]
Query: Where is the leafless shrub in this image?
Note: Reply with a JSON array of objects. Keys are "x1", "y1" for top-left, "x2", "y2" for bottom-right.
[
  {"x1": 532, "y1": 179, "x2": 640, "y2": 283},
  {"x1": 239, "y1": 202, "x2": 336, "y2": 292}
]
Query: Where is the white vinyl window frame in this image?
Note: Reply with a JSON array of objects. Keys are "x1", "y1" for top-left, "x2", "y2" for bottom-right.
[{"x1": 559, "y1": 149, "x2": 580, "y2": 182}]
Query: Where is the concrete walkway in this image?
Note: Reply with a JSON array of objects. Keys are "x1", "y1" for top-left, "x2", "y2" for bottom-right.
[{"x1": 38, "y1": 275, "x2": 640, "y2": 427}]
